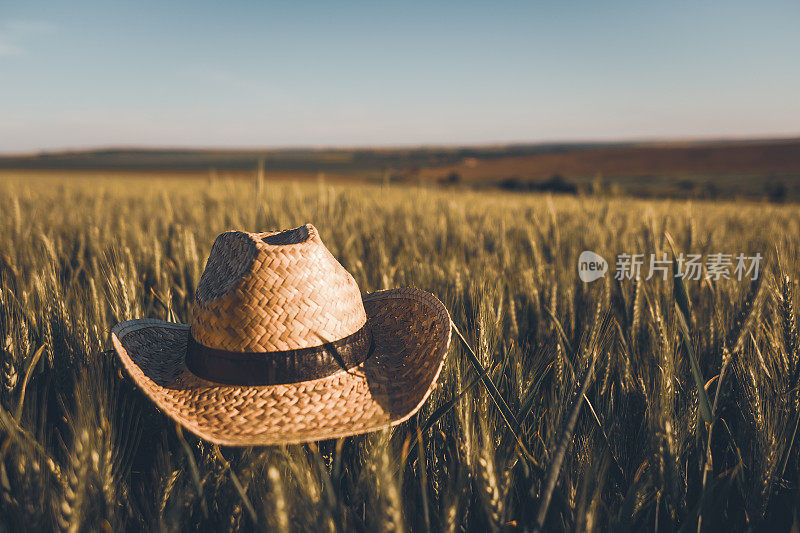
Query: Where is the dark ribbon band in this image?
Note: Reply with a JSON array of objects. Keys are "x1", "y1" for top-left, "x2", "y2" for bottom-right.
[{"x1": 185, "y1": 326, "x2": 374, "y2": 386}]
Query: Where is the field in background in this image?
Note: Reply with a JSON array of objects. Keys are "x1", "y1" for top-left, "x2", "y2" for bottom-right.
[
  {"x1": 2, "y1": 137, "x2": 799, "y2": 200},
  {"x1": 2, "y1": 175, "x2": 800, "y2": 531}
]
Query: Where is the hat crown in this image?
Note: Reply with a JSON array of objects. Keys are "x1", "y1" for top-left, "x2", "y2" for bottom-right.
[{"x1": 191, "y1": 224, "x2": 367, "y2": 353}]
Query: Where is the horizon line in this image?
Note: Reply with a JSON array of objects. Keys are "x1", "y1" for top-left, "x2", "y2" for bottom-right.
[{"x1": 2, "y1": 133, "x2": 800, "y2": 158}]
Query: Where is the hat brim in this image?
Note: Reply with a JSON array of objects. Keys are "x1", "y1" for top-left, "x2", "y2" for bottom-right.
[{"x1": 110, "y1": 288, "x2": 451, "y2": 446}]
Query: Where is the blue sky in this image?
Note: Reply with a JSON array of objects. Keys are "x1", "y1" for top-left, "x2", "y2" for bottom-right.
[{"x1": 1, "y1": 1, "x2": 799, "y2": 152}]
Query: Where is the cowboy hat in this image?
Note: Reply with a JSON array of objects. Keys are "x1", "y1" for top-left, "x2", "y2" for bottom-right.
[{"x1": 110, "y1": 224, "x2": 451, "y2": 446}]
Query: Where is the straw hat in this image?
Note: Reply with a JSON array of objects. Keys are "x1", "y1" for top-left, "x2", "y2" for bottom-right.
[{"x1": 110, "y1": 224, "x2": 451, "y2": 446}]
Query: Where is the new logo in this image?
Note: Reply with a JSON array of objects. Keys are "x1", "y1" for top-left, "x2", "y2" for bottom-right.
[{"x1": 578, "y1": 251, "x2": 607, "y2": 283}]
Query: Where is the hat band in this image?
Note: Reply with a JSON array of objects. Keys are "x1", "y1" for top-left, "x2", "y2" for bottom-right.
[{"x1": 185, "y1": 326, "x2": 374, "y2": 386}]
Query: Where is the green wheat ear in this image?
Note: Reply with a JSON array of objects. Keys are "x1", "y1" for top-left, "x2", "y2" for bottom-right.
[{"x1": 780, "y1": 276, "x2": 800, "y2": 389}]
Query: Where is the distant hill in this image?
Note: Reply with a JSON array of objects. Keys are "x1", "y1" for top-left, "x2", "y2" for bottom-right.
[
  {"x1": 2, "y1": 138, "x2": 799, "y2": 200},
  {"x1": 419, "y1": 138, "x2": 800, "y2": 181},
  {"x1": 0, "y1": 142, "x2": 608, "y2": 174}
]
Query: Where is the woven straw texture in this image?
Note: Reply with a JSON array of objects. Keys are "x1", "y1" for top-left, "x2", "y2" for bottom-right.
[
  {"x1": 192, "y1": 224, "x2": 367, "y2": 353},
  {"x1": 111, "y1": 288, "x2": 451, "y2": 446}
]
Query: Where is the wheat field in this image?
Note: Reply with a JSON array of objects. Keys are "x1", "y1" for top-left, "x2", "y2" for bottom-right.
[{"x1": 1, "y1": 175, "x2": 799, "y2": 531}]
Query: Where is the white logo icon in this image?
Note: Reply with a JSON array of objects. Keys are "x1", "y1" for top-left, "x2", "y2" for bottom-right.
[{"x1": 578, "y1": 251, "x2": 607, "y2": 283}]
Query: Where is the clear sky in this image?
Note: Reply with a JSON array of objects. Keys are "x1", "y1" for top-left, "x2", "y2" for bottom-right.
[{"x1": 1, "y1": 1, "x2": 799, "y2": 152}]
